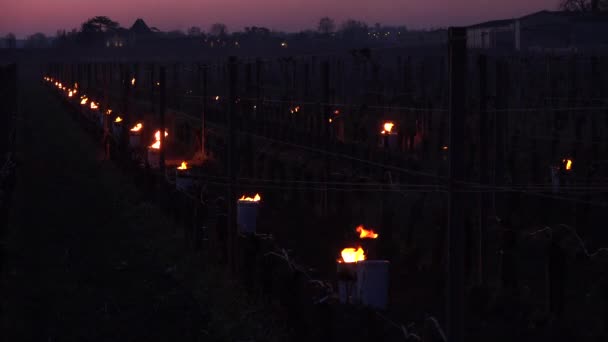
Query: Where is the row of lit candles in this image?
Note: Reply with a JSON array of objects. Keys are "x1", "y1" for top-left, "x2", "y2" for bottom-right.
[
  {"x1": 48, "y1": 75, "x2": 380, "y2": 264},
  {"x1": 45, "y1": 76, "x2": 192, "y2": 172}
]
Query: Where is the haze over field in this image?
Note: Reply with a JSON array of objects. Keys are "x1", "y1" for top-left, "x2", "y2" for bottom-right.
[{"x1": 1, "y1": 0, "x2": 555, "y2": 37}]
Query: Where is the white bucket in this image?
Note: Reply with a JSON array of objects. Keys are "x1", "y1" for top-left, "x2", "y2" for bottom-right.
[
  {"x1": 175, "y1": 170, "x2": 193, "y2": 191},
  {"x1": 129, "y1": 134, "x2": 142, "y2": 148},
  {"x1": 112, "y1": 124, "x2": 123, "y2": 139},
  {"x1": 356, "y1": 260, "x2": 389, "y2": 310},
  {"x1": 147, "y1": 148, "x2": 160, "y2": 168},
  {"x1": 337, "y1": 262, "x2": 359, "y2": 304},
  {"x1": 387, "y1": 134, "x2": 399, "y2": 151},
  {"x1": 237, "y1": 201, "x2": 259, "y2": 234}
]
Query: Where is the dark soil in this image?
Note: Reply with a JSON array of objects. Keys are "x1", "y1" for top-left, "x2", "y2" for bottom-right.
[{"x1": 0, "y1": 73, "x2": 212, "y2": 341}]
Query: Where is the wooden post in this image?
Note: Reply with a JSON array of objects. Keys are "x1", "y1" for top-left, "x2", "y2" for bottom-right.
[
  {"x1": 122, "y1": 64, "x2": 131, "y2": 154},
  {"x1": 321, "y1": 60, "x2": 330, "y2": 214},
  {"x1": 227, "y1": 56, "x2": 238, "y2": 273},
  {"x1": 103, "y1": 63, "x2": 110, "y2": 159},
  {"x1": 477, "y1": 54, "x2": 489, "y2": 286},
  {"x1": 494, "y1": 60, "x2": 506, "y2": 218},
  {"x1": 200, "y1": 63, "x2": 207, "y2": 158},
  {"x1": 159, "y1": 66, "x2": 167, "y2": 175},
  {"x1": 447, "y1": 27, "x2": 466, "y2": 342},
  {"x1": 149, "y1": 64, "x2": 155, "y2": 114},
  {"x1": 256, "y1": 59, "x2": 263, "y2": 130}
]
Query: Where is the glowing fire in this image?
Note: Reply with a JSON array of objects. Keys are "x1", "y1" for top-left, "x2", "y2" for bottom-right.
[
  {"x1": 90, "y1": 102, "x2": 98, "y2": 110},
  {"x1": 381, "y1": 122, "x2": 395, "y2": 134},
  {"x1": 177, "y1": 161, "x2": 188, "y2": 170},
  {"x1": 131, "y1": 77, "x2": 136, "y2": 86},
  {"x1": 80, "y1": 97, "x2": 88, "y2": 105},
  {"x1": 356, "y1": 225, "x2": 379, "y2": 239},
  {"x1": 114, "y1": 116, "x2": 123, "y2": 123},
  {"x1": 73, "y1": 89, "x2": 77, "y2": 94},
  {"x1": 105, "y1": 109, "x2": 112, "y2": 115},
  {"x1": 68, "y1": 90, "x2": 73, "y2": 97},
  {"x1": 239, "y1": 193, "x2": 261, "y2": 202},
  {"x1": 290, "y1": 106, "x2": 301, "y2": 114},
  {"x1": 215, "y1": 95, "x2": 220, "y2": 101},
  {"x1": 563, "y1": 158, "x2": 573, "y2": 171},
  {"x1": 149, "y1": 130, "x2": 168, "y2": 149},
  {"x1": 339, "y1": 247, "x2": 366, "y2": 263},
  {"x1": 130, "y1": 123, "x2": 143, "y2": 132}
]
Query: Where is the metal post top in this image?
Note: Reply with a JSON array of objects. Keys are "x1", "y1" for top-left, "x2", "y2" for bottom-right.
[{"x1": 448, "y1": 27, "x2": 467, "y2": 40}]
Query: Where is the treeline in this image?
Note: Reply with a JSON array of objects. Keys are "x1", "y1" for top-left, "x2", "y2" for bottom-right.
[{"x1": 2, "y1": 16, "x2": 444, "y2": 50}]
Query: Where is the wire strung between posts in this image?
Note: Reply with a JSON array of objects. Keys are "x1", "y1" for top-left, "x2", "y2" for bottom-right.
[
  {"x1": 486, "y1": 106, "x2": 608, "y2": 113},
  {"x1": 237, "y1": 130, "x2": 447, "y2": 181},
  {"x1": 204, "y1": 180, "x2": 447, "y2": 193},
  {"x1": 179, "y1": 93, "x2": 447, "y2": 112}
]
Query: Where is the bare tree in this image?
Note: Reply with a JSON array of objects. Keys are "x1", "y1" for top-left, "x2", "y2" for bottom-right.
[
  {"x1": 4, "y1": 33, "x2": 16, "y2": 49},
  {"x1": 167, "y1": 30, "x2": 186, "y2": 38},
  {"x1": 25, "y1": 33, "x2": 49, "y2": 48},
  {"x1": 187, "y1": 26, "x2": 203, "y2": 37},
  {"x1": 318, "y1": 17, "x2": 335, "y2": 35},
  {"x1": 340, "y1": 19, "x2": 368, "y2": 40},
  {"x1": 81, "y1": 16, "x2": 120, "y2": 33},
  {"x1": 559, "y1": 0, "x2": 607, "y2": 11},
  {"x1": 209, "y1": 23, "x2": 228, "y2": 37}
]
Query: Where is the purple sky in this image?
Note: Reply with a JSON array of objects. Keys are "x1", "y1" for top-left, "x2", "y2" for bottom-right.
[{"x1": 2, "y1": 0, "x2": 557, "y2": 38}]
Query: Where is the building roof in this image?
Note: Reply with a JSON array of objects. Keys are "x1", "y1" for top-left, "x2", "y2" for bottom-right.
[
  {"x1": 520, "y1": 10, "x2": 608, "y2": 22},
  {"x1": 469, "y1": 10, "x2": 608, "y2": 30},
  {"x1": 468, "y1": 19, "x2": 515, "y2": 29},
  {"x1": 130, "y1": 19, "x2": 152, "y2": 34}
]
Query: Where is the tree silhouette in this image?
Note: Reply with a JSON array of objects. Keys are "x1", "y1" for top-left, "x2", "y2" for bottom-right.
[
  {"x1": 4, "y1": 33, "x2": 16, "y2": 49},
  {"x1": 559, "y1": 0, "x2": 608, "y2": 11},
  {"x1": 25, "y1": 33, "x2": 48, "y2": 48},
  {"x1": 81, "y1": 16, "x2": 120, "y2": 33},
  {"x1": 340, "y1": 19, "x2": 368, "y2": 40},
  {"x1": 79, "y1": 16, "x2": 120, "y2": 45},
  {"x1": 318, "y1": 17, "x2": 335, "y2": 35},
  {"x1": 167, "y1": 30, "x2": 186, "y2": 38},
  {"x1": 209, "y1": 23, "x2": 228, "y2": 37},
  {"x1": 244, "y1": 26, "x2": 271, "y2": 38},
  {"x1": 187, "y1": 26, "x2": 203, "y2": 37}
]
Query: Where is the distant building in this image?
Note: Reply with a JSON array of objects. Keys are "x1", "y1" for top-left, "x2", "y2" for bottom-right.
[
  {"x1": 105, "y1": 18, "x2": 154, "y2": 48},
  {"x1": 467, "y1": 19, "x2": 515, "y2": 50},
  {"x1": 467, "y1": 10, "x2": 608, "y2": 52}
]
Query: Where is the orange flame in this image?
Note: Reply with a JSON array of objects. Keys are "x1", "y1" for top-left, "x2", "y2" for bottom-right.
[
  {"x1": 130, "y1": 123, "x2": 143, "y2": 132},
  {"x1": 80, "y1": 97, "x2": 88, "y2": 105},
  {"x1": 114, "y1": 116, "x2": 123, "y2": 123},
  {"x1": 90, "y1": 102, "x2": 98, "y2": 110},
  {"x1": 339, "y1": 247, "x2": 366, "y2": 263},
  {"x1": 68, "y1": 90, "x2": 73, "y2": 97},
  {"x1": 215, "y1": 95, "x2": 220, "y2": 101},
  {"x1": 356, "y1": 225, "x2": 379, "y2": 239},
  {"x1": 382, "y1": 122, "x2": 394, "y2": 134},
  {"x1": 239, "y1": 193, "x2": 261, "y2": 202},
  {"x1": 149, "y1": 130, "x2": 168, "y2": 149},
  {"x1": 105, "y1": 109, "x2": 112, "y2": 115},
  {"x1": 131, "y1": 77, "x2": 136, "y2": 86},
  {"x1": 563, "y1": 158, "x2": 573, "y2": 171},
  {"x1": 177, "y1": 161, "x2": 188, "y2": 170}
]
